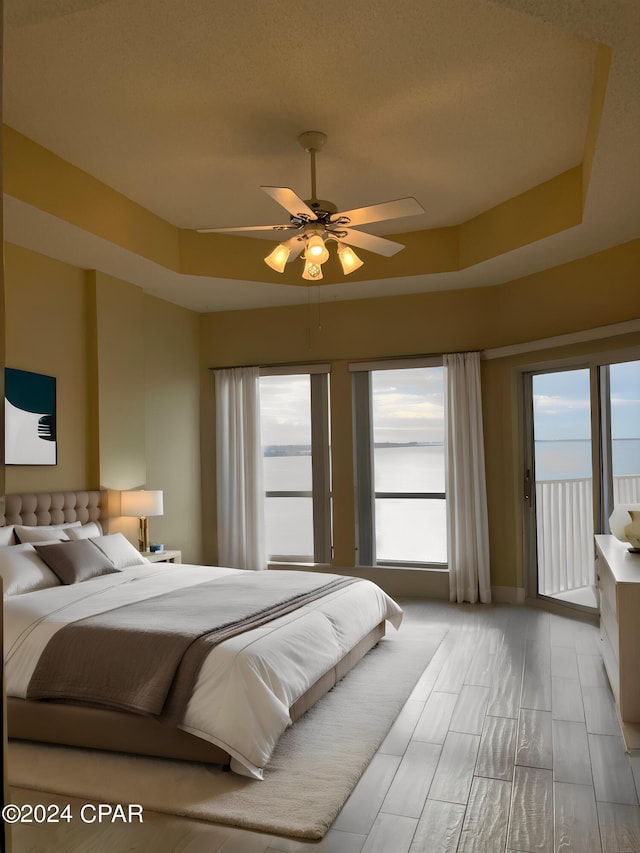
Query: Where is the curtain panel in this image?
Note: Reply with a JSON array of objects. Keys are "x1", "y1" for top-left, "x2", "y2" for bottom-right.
[
  {"x1": 214, "y1": 366, "x2": 267, "y2": 571},
  {"x1": 444, "y1": 352, "x2": 491, "y2": 603}
]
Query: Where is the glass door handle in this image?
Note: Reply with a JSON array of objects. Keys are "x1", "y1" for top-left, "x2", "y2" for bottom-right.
[{"x1": 524, "y1": 470, "x2": 532, "y2": 506}]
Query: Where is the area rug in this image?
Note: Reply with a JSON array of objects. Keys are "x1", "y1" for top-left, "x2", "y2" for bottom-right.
[{"x1": 9, "y1": 606, "x2": 446, "y2": 840}]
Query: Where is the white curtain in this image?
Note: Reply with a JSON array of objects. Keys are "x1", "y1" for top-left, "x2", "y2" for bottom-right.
[
  {"x1": 214, "y1": 366, "x2": 267, "y2": 571},
  {"x1": 444, "y1": 352, "x2": 491, "y2": 603}
]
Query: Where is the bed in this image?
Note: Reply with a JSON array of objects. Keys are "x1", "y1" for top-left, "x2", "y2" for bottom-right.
[{"x1": 1, "y1": 490, "x2": 402, "y2": 778}]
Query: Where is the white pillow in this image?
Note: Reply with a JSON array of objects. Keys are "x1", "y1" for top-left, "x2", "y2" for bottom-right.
[
  {"x1": 0, "y1": 525, "x2": 16, "y2": 546},
  {"x1": 66, "y1": 522, "x2": 104, "y2": 540},
  {"x1": 15, "y1": 526, "x2": 71, "y2": 544},
  {"x1": 90, "y1": 533, "x2": 149, "y2": 569},
  {"x1": 14, "y1": 521, "x2": 82, "y2": 544},
  {"x1": 0, "y1": 543, "x2": 62, "y2": 596}
]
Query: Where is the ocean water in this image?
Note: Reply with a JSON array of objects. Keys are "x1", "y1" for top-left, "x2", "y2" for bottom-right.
[
  {"x1": 374, "y1": 445, "x2": 445, "y2": 492},
  {"x1": 534, "y1": 438, "x2": 640, "y2": 481},
  {"x1": 264, "y1": 440, "x2": 640, "y2": 560},
  {"x1": 264, "y1": 444, "x2": 446, "y2": 561}
]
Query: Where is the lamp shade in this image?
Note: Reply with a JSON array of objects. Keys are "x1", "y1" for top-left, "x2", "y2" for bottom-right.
[
  {"x1": 306, "y1": 234, "x2": 329, "y2": 264},
  {"x1": 337, "y1": 242, "x2": 364, "y2": 274},
  {"x1": 264, "y1": 243, "x2": 291, "y2": 273},
  {"x1": 121, "y1": 489, "x2": 164, "y2": 518},
  {"x1": 302, "y1": 256, "x2": 323, "y2": 280}
]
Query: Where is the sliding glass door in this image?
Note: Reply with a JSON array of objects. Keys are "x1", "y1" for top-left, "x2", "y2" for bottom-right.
[
  {"x1": 603, "y1": 360, "x2": 640, "y2": 515},
  {"x1": 524, "y1": 356, "x2": 640, "y2": 611},
  {"x1": 528, "y1": 368, "x2": 595, "y2": 607}
]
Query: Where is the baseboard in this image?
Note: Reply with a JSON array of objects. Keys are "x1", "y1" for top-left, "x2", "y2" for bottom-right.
[
  {"x1": 271, "y1": 567, "x2": 525, "y2": 605},
  {"x1": 270, "y1": 563, "x2": 450, "y2": 600},
  {"x1": 492, "y1": 585, "x2": 526, "y2": 604}
]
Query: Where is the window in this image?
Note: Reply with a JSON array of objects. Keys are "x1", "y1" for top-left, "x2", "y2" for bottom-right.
[
  {"x1": 352, "y1": 361, "x2": 446, "y2": 567},
  {"x1": 259, "y1": 368, "x2": 331, "y2": 562}
]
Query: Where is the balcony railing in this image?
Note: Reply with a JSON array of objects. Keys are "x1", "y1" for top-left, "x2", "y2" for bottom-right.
[{"x1": 535, "y1": 474, "x2": 640, "y2": 597}]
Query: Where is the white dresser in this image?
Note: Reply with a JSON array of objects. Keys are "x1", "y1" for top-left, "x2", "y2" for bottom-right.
[{"x1": 596, "y1": 534, "x2": 640, "y2": 750}]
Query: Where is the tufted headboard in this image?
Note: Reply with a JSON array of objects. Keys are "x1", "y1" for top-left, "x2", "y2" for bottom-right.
[{"x1": 2, "y1": 490, "x2": 108, "y2": 528}]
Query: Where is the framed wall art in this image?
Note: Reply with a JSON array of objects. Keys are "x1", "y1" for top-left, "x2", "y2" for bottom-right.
[{"x1": 5, "y1": 368, "x2": 57, "y2": 466}]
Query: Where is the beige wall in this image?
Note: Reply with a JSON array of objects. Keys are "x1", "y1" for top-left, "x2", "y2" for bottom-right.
[
  {"x1": 200, "y1": 237, "x2": 640, "y2": 590},
  {"x1": 143, "y1": 295, "x2": 201, "y2": 564},
  {"x1": 4, "y1": 244, "x2": 91, "y2": 492},
  {"x1": 92, "y1": 271, "x2": 147, "y2": 491},
  {"x1": 3, "y1": 245, "x2": 202, "y2": 562}
]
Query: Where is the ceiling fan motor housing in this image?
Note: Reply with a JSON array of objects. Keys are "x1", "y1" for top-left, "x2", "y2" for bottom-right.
[{"x1": 298, "y1": 199, "x2": 339, "y2": 226}]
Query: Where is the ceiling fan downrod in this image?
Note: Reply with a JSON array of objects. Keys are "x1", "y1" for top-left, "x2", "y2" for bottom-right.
[
  {"x1": 297, "y1": 131, "x2": 325, "y2": 204},
  {"x1": 296, "y1": 131, "x2": 341, "y2": 223}
]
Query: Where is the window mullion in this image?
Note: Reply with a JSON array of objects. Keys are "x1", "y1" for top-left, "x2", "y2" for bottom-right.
[
  {"x1": 597, "y1": 364, "x2": 613, "y2": 532},
  {"x1": 375, "y1": 492, "x2": 446, "y2": 500},
  {"x1": 353, "y1": 371, "x2": 376, "y2": 566},
  {"x1": 311, "y1": 373, "x2": 331, "y2": 563}
]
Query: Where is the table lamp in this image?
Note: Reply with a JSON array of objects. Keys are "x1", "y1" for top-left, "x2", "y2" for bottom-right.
[{"x1": 120, "y1": 489, "x2": 164, "y2": 552}]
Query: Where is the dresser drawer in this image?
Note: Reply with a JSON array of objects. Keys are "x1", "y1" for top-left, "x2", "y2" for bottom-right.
[
  {"x1": 601, "y1": 629, "x2": 620, "y2": 703},
  {"x1": 600, "y1": 591, "x2": 619, "y2": 663},
  {"x1": 597, "y1": 553, "x2": 617, "y2": 621}
]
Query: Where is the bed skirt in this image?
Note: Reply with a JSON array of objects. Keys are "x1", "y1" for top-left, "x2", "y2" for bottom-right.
[{"x1": 8, "y1": 621, "x2": 385, "y2": 766}]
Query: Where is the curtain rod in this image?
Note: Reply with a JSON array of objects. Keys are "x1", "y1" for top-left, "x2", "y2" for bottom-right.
[{"x1": 209, "y1": 362, "x2": 331, "y2": 374}]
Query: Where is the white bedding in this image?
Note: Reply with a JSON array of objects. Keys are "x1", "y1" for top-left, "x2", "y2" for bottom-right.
[{"x1": 4, "y1": 564, "x2": 402, "y2": 777}]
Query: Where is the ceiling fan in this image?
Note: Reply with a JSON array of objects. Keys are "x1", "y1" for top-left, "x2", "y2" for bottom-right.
[{"x1": 197, "y1": 131, "x2": 425, "y2": 281}]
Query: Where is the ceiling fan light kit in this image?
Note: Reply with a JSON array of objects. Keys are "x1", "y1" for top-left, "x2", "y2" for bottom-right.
[
  {"x1": 305, "y1": 233, "x2": 330, "y2": 264},
  {"x1": 302, "y1": 256, "x2": 323, "y2": 281},
  {"x1": 198, "y1": 131, "x2": 425, "y2": 283},
  {"x1": 264, "y1": 242, "x2": 291, "y2": 273},
  {"x1": 337, "y1": 241, "x2": 364, "y2": 274}
]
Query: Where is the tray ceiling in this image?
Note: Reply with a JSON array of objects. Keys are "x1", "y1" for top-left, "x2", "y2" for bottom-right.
[{"x1": 3, "y1": 0, "x2": 640, "y2": 311}]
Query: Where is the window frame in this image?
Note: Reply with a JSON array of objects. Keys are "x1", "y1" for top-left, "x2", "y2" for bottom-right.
[
  {"x1": 260, "y1": 365, "x2": 332, "y2": 564},
  {"x1": 350, "y1": 356, "x2": 447, "y2": 569}
]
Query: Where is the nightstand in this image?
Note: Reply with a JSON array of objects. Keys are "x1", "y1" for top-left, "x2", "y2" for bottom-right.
[{"x1": 142, "y1": 549, "x2": 182, "y2": 564}]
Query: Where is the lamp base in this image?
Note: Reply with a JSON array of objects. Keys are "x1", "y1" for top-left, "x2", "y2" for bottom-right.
[{"x1": 138, "y1": 517, "x2": 149, "y2": 553}]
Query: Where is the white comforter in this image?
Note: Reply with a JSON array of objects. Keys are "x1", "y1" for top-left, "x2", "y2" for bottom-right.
[{"x1": 4, "y1": 564, "x2": 402, "y2": 777}]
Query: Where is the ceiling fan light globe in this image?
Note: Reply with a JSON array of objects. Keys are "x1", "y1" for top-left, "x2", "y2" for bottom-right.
[
  {"x1": 264, "y1": 243, "x2": 291, "y2": 273},
  {"x1": 306, "y1": 234, "x2": 330, "y2": 264},
  {"x1": 337, "y1": 242, "x2": 364, "y2": 274},
  {"x1": 302, "y1": 256, "x2": 323, "y2": 280}
]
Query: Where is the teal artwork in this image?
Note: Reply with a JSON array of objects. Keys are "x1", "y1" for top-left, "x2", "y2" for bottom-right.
[{"x1": 5, "y1": 368, "x2": 57, "y2": 465}]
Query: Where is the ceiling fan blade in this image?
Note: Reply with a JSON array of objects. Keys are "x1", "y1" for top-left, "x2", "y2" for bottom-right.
[
  {"x1": 282, "y1": 236, "x2": 305, "y2": 261},
  {"x1": 333, "y1": 197, "x2": 424, "y2": 228},
  {"x1": 261, "y1": 187, "x2": 317, "y2": 220},
  {"x1": 197, "y1": 224, "x2": 297, "y2": 235},
  {"x1": 340, "y1": 228, "x2": 405, "y2": 257}
]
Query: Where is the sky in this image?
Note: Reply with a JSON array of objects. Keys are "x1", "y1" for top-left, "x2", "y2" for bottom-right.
[
  {"x1": 259, "y1": 375, "x2": 311, "y2": 446},
  {"x1": 371, "y1": 367, "x2": 444, "y2": 444},
  {"x1": 532, "y1": 361, "x2": 640, "y2": 482},
  {"x1": 259, "y1": 367, "x2": 445, "y2": 447},
  {"x1": 260, "y1": 359, "x2": 640, "y2": 451},
  {"x1": 533, "y1": 361, "x2": 640, "y2": 441}
]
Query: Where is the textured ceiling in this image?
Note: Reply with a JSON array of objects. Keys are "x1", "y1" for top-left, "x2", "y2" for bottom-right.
[{"x1": 3, "y1": 0, "x2": 640, "y2": 311}]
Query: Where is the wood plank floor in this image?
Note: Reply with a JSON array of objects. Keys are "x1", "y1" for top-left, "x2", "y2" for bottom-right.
[{"x1": 11, "y1": 600, "x2": 640, "y2": 852}]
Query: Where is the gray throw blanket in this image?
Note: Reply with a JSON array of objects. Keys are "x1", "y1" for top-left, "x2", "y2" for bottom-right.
[{"x1": 27, "y1": 570, "x2": 359, "y2": 722}]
